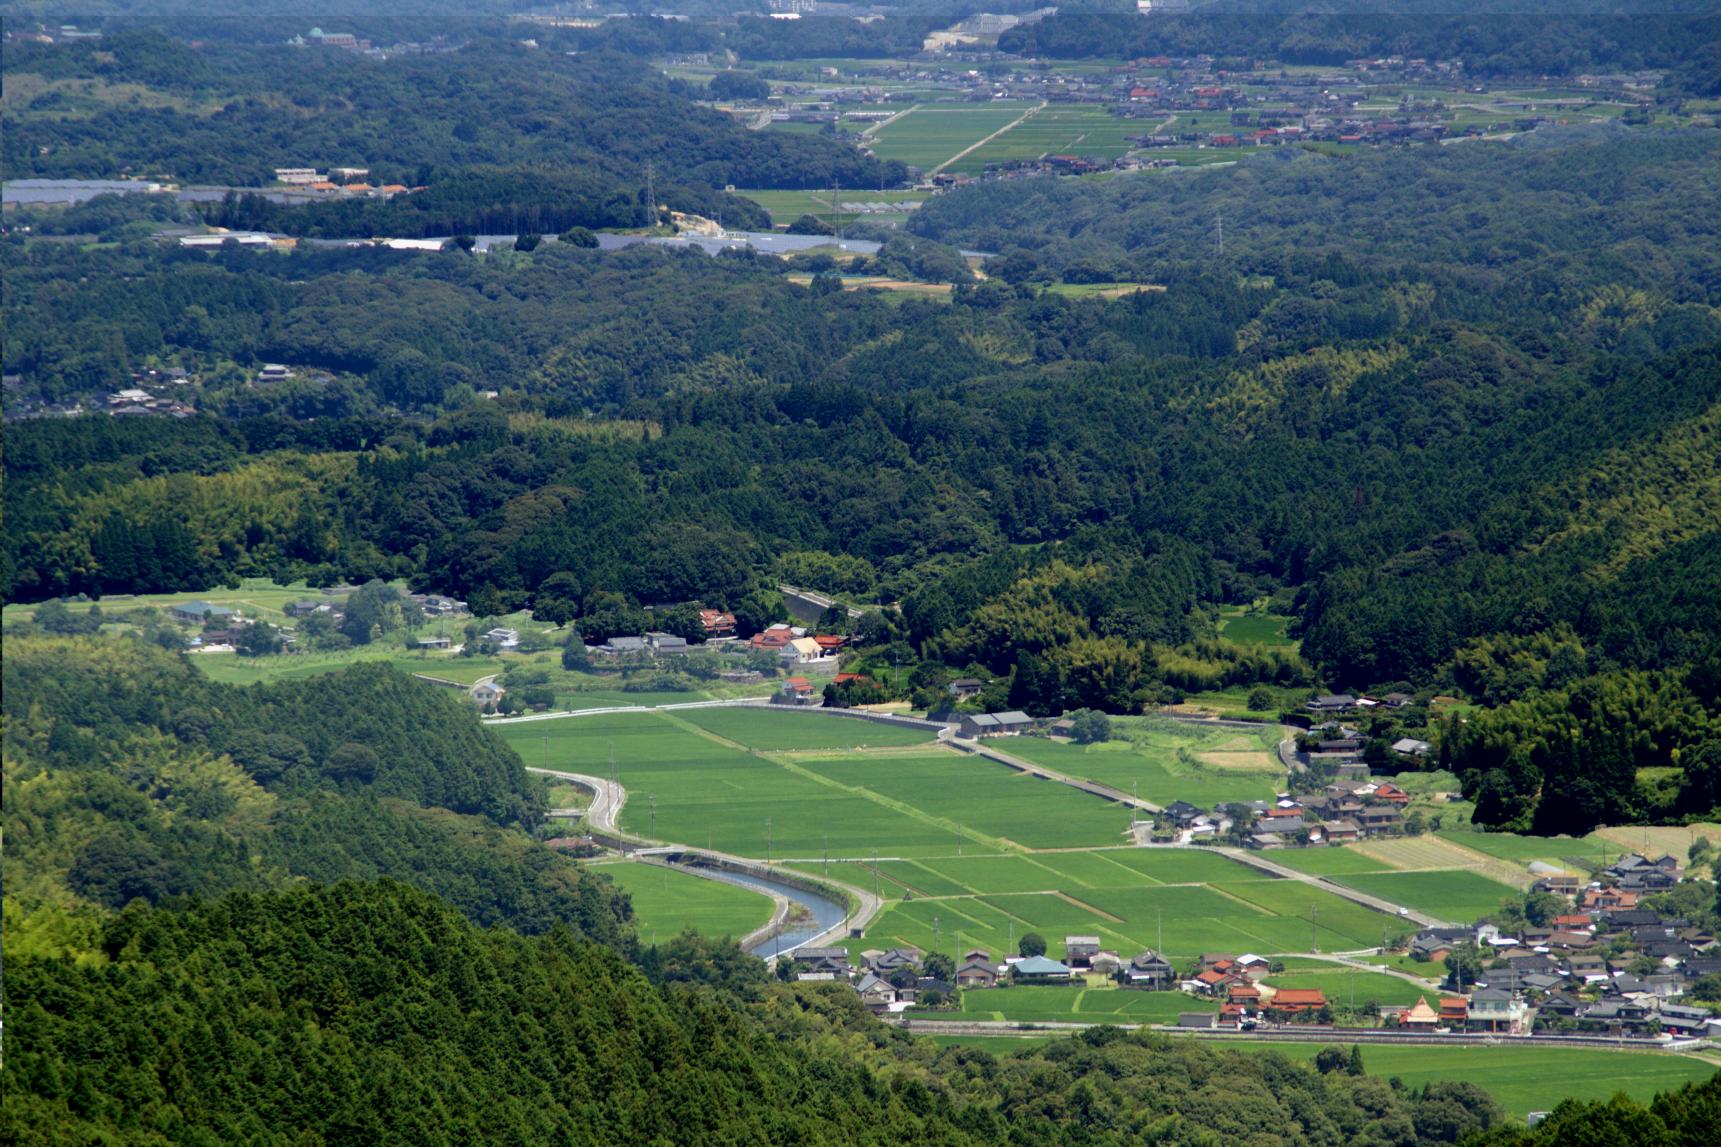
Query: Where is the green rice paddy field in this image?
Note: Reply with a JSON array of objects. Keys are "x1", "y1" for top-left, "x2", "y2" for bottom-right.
[
  {"x1": 865, "y1": 104, "x2": 1035, "y2": 169},
  {"x1": 1332, "y1": 871, "x2": 1520, "y2": 923},
  {"x1": 677, "y1": 707, "x2": 936, "y2": 751},
  {"x1": 592, "y1": 860, "x2": 774, "y2": 943},
  {"x1": 948, "y1": 105, "x2": 1139, "y2": 174}
]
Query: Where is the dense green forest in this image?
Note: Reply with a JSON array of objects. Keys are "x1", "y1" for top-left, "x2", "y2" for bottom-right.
[
  {"x1": 999, "y1": 4, "x2": 1721, "y2": 86},
  {"x1": 1, "y1": 636, "x2": 628, "y2": 958},
  {"x1": 0, "y1": 33, "x2": 906, "y2": 229}
]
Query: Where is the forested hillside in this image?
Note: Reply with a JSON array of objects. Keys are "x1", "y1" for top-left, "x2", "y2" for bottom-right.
[
  {"x1": 5, "y1": 878, "x2": 1522, "y2": 1146},
  {"x1": 1, "y1": 637, "x2": 627, "y2": 957},
  {"x1": 999, "y1": 3, "x2": 1721, "y2": 85},
  {"x1": 1, "y1": 33, "x2": 905, "y2": 229}
]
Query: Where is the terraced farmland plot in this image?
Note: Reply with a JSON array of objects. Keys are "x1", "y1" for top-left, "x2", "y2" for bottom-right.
[
  {"x1": 678, "y1": 707, "x2": 936, "y2": 751},
  {"x1": 499, "y1": 713, "x2": 972, "y2": 858},
  {"x1": 1198, "y1": 883, "x2": 1404, "y2": 951},
  {"x1": 949, "y1": 105, "x2": 1139, "y2": 174},
  {"x1": 799, "y1": 752, "x2": 1133, "y2": 849},
  {"x1": 1005, "y1": 731, "x2": 1281, "y2": 808},
  {"x1": 1333, "y1": 870, "x2": 1518, "y2": 923},
  {"x1": 865, "y1": 104, "x2": 1034, "y2": 170},
  {"x1": 1355, "y1": 835, "x2": 1536, "y2": 890},
  {"x1": 857, "y1": 895, "x2": 1032, "y2": 957},
  {"x1": 593, "y1": 861, "x2": 773, "y2": 943}
]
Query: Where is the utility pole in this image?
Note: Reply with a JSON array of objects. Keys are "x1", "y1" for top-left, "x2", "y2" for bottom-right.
[
  {"x1": 1311, "y1": 904, "x2": 1319, "y2": 954},
  {"x1": 643, "y1": 162, "x2": 656, "y2": 229},
  {"x1": 1156, "y1": 906, "x2": 1163, "y2": 957},
  {"x1": 648, "y1": 793, "x2": 656, "y2": 840},
  {"x1": 833, "y1": 175, "x2": 842, "y2": 241},
  {"x1": 824, "y1": 832, "x2": 829, "y2": 878},
  {"x1": 766, "y1": 816, "x2": 773, "y2": 866},
  {"x1": 1216, "y1": 212, "x2": 1224, "y2": 260}
]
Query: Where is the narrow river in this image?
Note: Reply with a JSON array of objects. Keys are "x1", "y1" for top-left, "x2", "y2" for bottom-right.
[{"x1": 681, "y1": 865, "x2": 851, "y2": 959}]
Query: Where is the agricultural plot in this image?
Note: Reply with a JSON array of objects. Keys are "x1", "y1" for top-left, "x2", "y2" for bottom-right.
[
  {"x1": 498, "y1": 713, "x2": 973, "y2": 858},
  {"x1": 1261, "y1": 966, "x2": 1430, "y2": 1008},
  {"x1": 1332, "y1": 871, "x2": 1519, "y2": 924},
  {"x1": 955, "y1": 985, "x2": 1213, "y2": 1024},
  {"x1": 1253, "y1": 1043, "x2": 1717, "y2": 1118},
  {"x1": 1434, "y1": 828, "x2": 1597, "y2": 867},
  {"x1": 865, "y1": 104, "x2": 1035, "y2": 170},
  {"x1": 798, "y1": 752, "x2": 1135, "y2": 849},
  {"x1": 948, "y1": 105, "x2": 1139, "y2": 174},
  {"x1": 678, "y1": 708, "x2": 935, "y2": 752},
  {"x1": 1356, "y1": 835, "x2": 1537, "y2": 890},
  {"x1": 1217, "y1": 607, "x2": 1297, "y2": 647},
  {"x1": 1266, "y1": 848, "x2": 1394, "y2": 877},
  {"x1": 594, "y1": 861, "x2": 774, "y2": 943},
  {"x1": 1004, "y1": 728, "x2": 1282, "y2": 808}
]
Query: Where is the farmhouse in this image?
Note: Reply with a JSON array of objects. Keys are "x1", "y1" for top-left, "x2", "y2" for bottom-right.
[
  {"x1": 1064, "y1": 936, "x2": 1102, "y2": 967},
  {"x1": 1400, "y1": 997, "x2": 1440, "y2": 1031},
  {"x1": 1011, "y1": 955, "x2": 1073, "y2": 982},
  {"x1": 1306, "y1": 694, "x2": 1358, "y2": 714},
  {"x1": 471, "y1": 681, "x2": 505, "y2": 707},
  {"x1": 1466, "y1": 987, "x2": 1528, "y2": 1034},
  {"x1": 170, "y1": 601, "x2": 236, "y2": 625},
  {"x1": 699, "y1": 609, "x2": 736, "y2": 636},
  {"x1": 795, "y1": 947, "x2": 853, "y2": 977},
  {"x1": 956, "y1": 959, "x2": 999, "y2": 989},
  {"x1": 1264, "y1": 988, "x2": 1327, "y2": 1020},
  {"x1": 958, "y1": 711, "x2": 1035, "y2": 737},
  {"x1": 1125, "y1": 951, "x2": 1176, "y2": 988}
]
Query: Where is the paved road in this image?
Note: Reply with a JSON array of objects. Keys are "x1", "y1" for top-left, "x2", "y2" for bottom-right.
[
  {"x1": 488, "y1": 696, "x2": 771, "y2": 725},
  {"x1": 529, "y1": 767, "x2": 626, "y2": 832}
]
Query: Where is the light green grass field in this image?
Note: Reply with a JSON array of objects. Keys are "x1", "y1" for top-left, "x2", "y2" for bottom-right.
[
  {"x1": 1436, "y1": 828, "x2": 1604, "y2": 870},
  {"x1": 593, "y1": 861, "x2": 774, "y2": 943},
  {"x1": 1332, "y1": 870, "x2": 1519, "y2": 923},
  {"x1": 1005, "y1": 727, "x2": 1282, "y2": 808},
  {"x1": 1217, "y1": 608, "x2": 1298, "y2": 646},
  {"x1": 678, "y1": 708, "x2": 936, "y2": 751}
]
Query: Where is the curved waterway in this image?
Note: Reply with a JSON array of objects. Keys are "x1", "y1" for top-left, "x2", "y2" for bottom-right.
[{"x1": 681, "y1": 865, "x2": 850, "y2": 958}]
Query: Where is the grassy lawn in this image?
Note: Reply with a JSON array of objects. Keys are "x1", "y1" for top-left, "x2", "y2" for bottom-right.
[
  {"x1": 1332, "y1": 870, "x2": 1519, "y2": 923},
  {"x1": 592, "y1": 861, "x2": 774, "y2": 943},
  {"x1": 1005, "y1": 725, "x2": 1282, "y2": 808},
  {"x1": 678, "y1": 708, "x2": 936, "y2": 751}
]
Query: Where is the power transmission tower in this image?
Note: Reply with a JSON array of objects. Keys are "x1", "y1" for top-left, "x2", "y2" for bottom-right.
[{"x1": 643, "y1": 162, "x2": 656, "y2": 228}]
